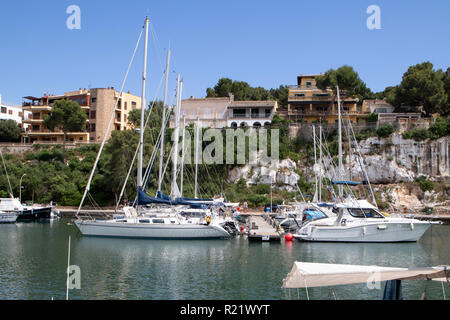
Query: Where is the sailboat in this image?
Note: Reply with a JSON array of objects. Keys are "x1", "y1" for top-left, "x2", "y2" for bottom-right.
[
  {"x1": 293, "y1": 86, "x2": 435, "y2": 242},
  {"x1": 74, "y1": 17, "x2": 235, "y2": 239}
]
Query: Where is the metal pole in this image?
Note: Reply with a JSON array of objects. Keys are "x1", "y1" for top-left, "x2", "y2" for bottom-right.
[
  {"x1": 319, "y1": 125, "x2": 323, "y2": 202},
  {"x1": 158, "y1": 49, "x2": 171, "y2": 192},
  {"x1": 19, "y1": 173, "x2": 26, "y2": 203},
  {"x1": 180, "y1": 117, "x2": 186, "y2": 197},
  {"x1": 171, "y1": 74, "x2": 181, "y2": 198},
  {"x1": 66, "y1": 235, "x2": 71, "y2": 301},
  {"x1": 138, "y1": 17, "x2": 149, "y2": 190},
  {"x1": 194, "y1": 117, "x2": 200, "y2": 199},
  {"x1": 337, "y1": 85, "x2": 343, "y2": 198}
]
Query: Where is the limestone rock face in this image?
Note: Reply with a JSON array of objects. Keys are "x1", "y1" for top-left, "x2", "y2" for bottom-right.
[{"x1": 226, "y1": 158, "x2": 300, "y2": 191}]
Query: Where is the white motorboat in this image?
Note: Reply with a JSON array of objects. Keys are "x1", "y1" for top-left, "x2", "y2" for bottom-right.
[{"x1": 293, "y1": 199, "x2": 434, "y2": 243}]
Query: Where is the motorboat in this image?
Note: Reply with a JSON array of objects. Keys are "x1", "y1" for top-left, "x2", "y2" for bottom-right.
[
  {"x1": 0, "y1": 211, "x2": 18, "y2": 223},
  {"x1": 293, "y1": 199, "x2": 434, "y2": 242},
  {"x1": 0, "y1": 198, "x2": 53, "y2": 221}
]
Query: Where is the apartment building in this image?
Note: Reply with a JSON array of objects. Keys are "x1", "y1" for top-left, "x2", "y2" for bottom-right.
[
  {"x1": 21, "y1": 88, "x2": 141, "y2": 144},
  {"x1": 0, "y1": 94, "x2": 30, "y2": 130},
  {"x1": 283, "y1": 74, "x2": 367, "y2": 124},
  {"x1": 170, "y1": 95, "x2": 278, "y2": 129}
]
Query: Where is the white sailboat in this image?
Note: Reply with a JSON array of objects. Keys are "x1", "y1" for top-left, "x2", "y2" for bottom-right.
[{"x1": 74, "y1": 17, "x2": 234, "y2": 239}]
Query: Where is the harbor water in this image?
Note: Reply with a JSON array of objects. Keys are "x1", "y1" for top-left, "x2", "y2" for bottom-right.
[{"x1": 0, "y1": 219, "x2": 448, "y2": 300}]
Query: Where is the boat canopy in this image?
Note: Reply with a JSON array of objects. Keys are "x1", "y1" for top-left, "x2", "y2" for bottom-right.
[
  {"x1": 282, "y1": 262, "x2": 449, "y2": 289},
  {"x1": 137, "y1": 188, "x2": 215, "y2": 209}
]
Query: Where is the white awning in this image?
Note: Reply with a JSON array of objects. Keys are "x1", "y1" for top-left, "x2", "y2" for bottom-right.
[{"x1": 282, "y1": 262, "x2": 449, "y2": 289}]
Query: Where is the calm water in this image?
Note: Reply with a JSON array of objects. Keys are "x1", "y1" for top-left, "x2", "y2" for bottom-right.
[{"x1": 0, "y1": 219, "x2": 448, "y2": 300}]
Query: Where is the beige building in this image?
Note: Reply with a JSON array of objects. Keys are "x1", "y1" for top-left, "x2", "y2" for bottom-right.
[
  {"x1": 171, "y1": 95, "x2": 278, "y2": 129},
  {"x1": 22, "y1": 88, "x2": 141, "y2": 143},
  {"x1": 283, "y1": 74, "x2": 366, "y2": 124}
]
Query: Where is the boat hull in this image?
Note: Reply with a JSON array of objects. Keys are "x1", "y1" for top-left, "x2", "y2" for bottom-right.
[
  {"x1": 294, "y1": 221, "x2": 431, "y2": 243},
  {"x1": 0, "y1": 213, "x2": 18, "y2": 223},
  {"x1": 74, "y1": 220, "x2": 232, "y2": 239},
  {"x1": 17, "y1": 207, "x2": 53, "y2": 221}
]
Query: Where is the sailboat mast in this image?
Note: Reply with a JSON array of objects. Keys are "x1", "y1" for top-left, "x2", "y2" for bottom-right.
[
  {"x1": 194, "y1": 117, "x2": 200, "y2": 199},
  {"x1": 312, "y1": 125, "x2": 318, "y2": 202},
  {"x1": 158, "y1": 49, "x2": 171, "y2": 193},
  {"x1": 180, "y1": 117, "x2": 186, "y2": 196},
  {"x1": 138, "y1": 17, "x2": 149, "y2": 190},
  {"x1": 337, "y1": 85, "x2": 343, "y2": 198},
  {"x1": 171, "y1": 74, "x2": 182, "y2": 198},
  {"x1": 319, "y1": 125, "x2": 323, "y2": 202}
]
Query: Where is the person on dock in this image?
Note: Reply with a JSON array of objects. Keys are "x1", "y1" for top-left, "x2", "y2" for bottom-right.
[{"x1": 243, "y1": 201, "x2": 248, "y2": 213}]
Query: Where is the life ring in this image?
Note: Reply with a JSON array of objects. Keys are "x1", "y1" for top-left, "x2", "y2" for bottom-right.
[{"x1": 206, "y1": 216, "x2": 212, "y2": 224}]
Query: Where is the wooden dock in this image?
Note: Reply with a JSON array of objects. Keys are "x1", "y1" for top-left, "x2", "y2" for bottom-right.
[{"x1": 247, "y1": 215, "x2": 282, "y2": 242}]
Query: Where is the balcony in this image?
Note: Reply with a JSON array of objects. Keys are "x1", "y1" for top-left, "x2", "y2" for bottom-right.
[
  {"x1": 230, "y1": 113, "x2": 273, "y2": 119},
  {"x1": 288, "y1": 95, "x2": 333, "y2": 102},
  {"x1": 22, "y1": 104, "x2": 52, "y2": 112}
]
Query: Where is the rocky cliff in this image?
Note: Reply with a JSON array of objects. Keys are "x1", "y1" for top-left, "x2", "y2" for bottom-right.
[{"x1": 226, "y1": 135, "x2": 449, "y2": 212}]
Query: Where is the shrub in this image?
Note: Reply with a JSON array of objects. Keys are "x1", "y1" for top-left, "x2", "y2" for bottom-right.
[
  {"x1": 254, "y1": 184, "x2": 270, "y2": 194},
  {"x1": 365, "y1": 113, "x2": 379, "y2": 122},
  {"x1": 402, "y1": 128, "x2": 431, "y2": 141},
  {"x1": 416, "y1": 175, "x2": 434, "y2": 192},
  {"x1": 247, "y1": 194, "x2": 268, "y2": 207},
  {"x1": 356, "y1": 129, "x2": 376, "y2": 141},
  {"x1": 429, "y1": 116, "x2": 450, "y2": 138},
  {"x1": 376, "y1": 124, "x2": 395, "y2": 138}
]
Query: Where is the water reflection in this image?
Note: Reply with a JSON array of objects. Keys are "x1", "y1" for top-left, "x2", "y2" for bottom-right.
[{"x1": 0, "y1": 221, "x2": 448, "y2": 300}]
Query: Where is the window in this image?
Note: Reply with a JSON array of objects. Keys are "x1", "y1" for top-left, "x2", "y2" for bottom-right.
[
  {"x1": 233, "y1": 109, "x2": 246, "y2": 118},
  {"x1": 90, "y1": 111, "x2": 96, "y2": 119},
  {"x1": 124, "y1": 114, "x2": 127, "y2": 123},
  {"x1": 19, "y1": 112, "x2": 22, "y2": 117},
  {"x1": 139, "y1": 219, "x2": 150, "y2": 224},
  {"x1": 90, "y1": 124, "x2": 96, "y2": 132},
  {"x1": 131, "y1": 102, "x2": 137, "y2": 109},
  {"x1": 152, "y1": 219, "x2": 165, "y2": 224},
  {"x1": 313, "y1": 93, "x2": 331, "y2": 97},
  {"x1": 294, "y1": 93, "x2": 305, "y2": 97},
  {"x1": 32, "y1": 125, "x2": 40, "y2": 131},
  {"x1": 124, "y1": 102, "x2": 127, "y2": 110},
  {"x1": 91, "y1": 97, "x2": 97, "y2": 103},
  {"x1": 1, "y1": 107, "x2": 6, "y2": 113},
  {"x1": 302, "y1": 209, "x2": 328, "y2": 221},
  {"x1": 306, "y1": 81, "x2": 312, "y2": 87},
  {"x1": 8, "y1": 110, "x2": 13, "y2": 115},
  {"x1": 265, "y1": 108, "x2": 272, "y2": 117},
  {"x1": 348, "y1": 208, "x2": 384, "y2": 218}
]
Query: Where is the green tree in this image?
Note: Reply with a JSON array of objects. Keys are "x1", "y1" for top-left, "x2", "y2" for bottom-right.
[
  {"x1": 43, "y1": 99, "x2": 87, "y2": 160},
  {"x1": 205, "y1": 78, "x2": 287, "y2": 107},
  {"x1": 315, "y1": 65, "x2": 373, "y2": 102},
  {"x1": 387, "y1": 62, "x2": 447, "y2": 116},
  {"x1": 0, "y1": 119, "x2": 21, "y2": 142}
]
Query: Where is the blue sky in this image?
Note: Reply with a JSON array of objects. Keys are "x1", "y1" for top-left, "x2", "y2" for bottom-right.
[{"x1": 0, "y1": 0, "x2": 449, "y2": 105}]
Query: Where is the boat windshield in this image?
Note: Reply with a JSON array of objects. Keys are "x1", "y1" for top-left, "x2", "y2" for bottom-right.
[
  {"x1": 348, "y1": 208, "x2": 384, "y2": 218},
  {"x1": 303, "y1": 209, "x2": 327, "y2": 221}
]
